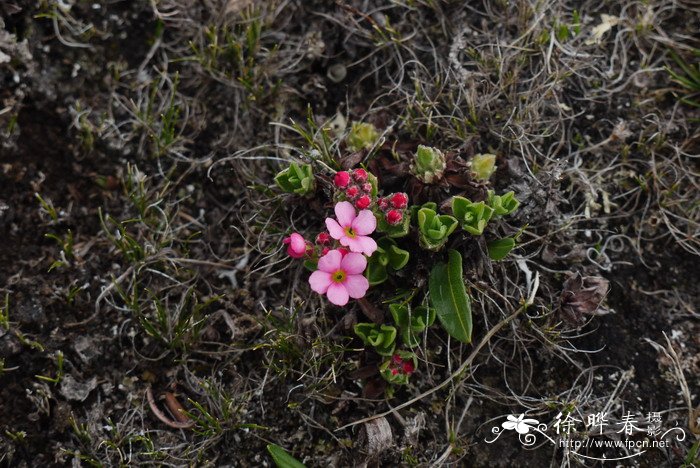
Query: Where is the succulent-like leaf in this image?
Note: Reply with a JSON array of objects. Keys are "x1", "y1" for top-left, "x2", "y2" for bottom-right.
[
  {"x1": 365, "y1": 261, "x2": 388, "y2": 285},
  {"x1": 389, "y1": 304, "x2": 436, "y2": 347},
  {"x1": 488, "y1": 190, "x2": 520, "y2": 216},
  {"x1": 429, "y1": 249, "x2": 472, "y2": 343},
  {"x1": 365, "y1": 238, "x2": 410, "y2": 285},
  {"x1": 354, "y1": 323, "x2": 397, "y2": 356},
  {"x1": 487, "y1": 237, "x2": 516, "y2": 260},
  {"x1": 412, "y1": 145, "x2": 446, "y2": 184},
  {"x1": 471, "y1": 153, "x2": 497, "y2": 181},
  {"x1": 386, "y1": 244, "x2": 410, "y2": 270},
  {"x1": 267, "y1": 444, "x2": 306, "y2": 468},
  {"x1": 452, "y1": 196, "x2": 494, "y2": 236},
  {"x1": 274, "y1": 163, "x2": 315, "y2": 195},
  {"x1": 346, "y1": 122, "x2": 380, "y2": 152},
  {"x1": 417, "y1": 207, "x2": 458, "y2": 251}
]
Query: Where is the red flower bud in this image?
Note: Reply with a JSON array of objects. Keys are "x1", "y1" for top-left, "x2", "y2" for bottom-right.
[
  {"x1": 401, "y1": 361, "x2": 415, "y2": 374},
  {"x1": 355, "y1": 195, "x2": 371, "y2": 210},
  {"x1": 337, "y1": 248, "x2": 349, "y2": 257},
  {"x1": 361, "y1": 182, "x2": 373, "y2": 193},
  {"x1": 392, "y1": 354, "x2": 402, "y2": 364},
  {"x1": 321, "y1": 247, "x2": 330, "y2": 256},
  {"x1": 352, "y1": 168, "x2": 368, "y2": 183},
  {"x1": 345, "y1": 186, "x2": 359, "y2": 199},
  {"x1": 386, "y1": 210, "x2": 402, "y2": 225},
  {"x1": 378, "y1": 197, "x2": 389, "y2": 210},
  {"x1": 315, "y1": 232, "x2": 331, "y2": 245},
  {"x1": 333, "y1": 171, "x2": 350, "y2": 188},
  {"x1": 391, "y1": 368, "x2": 399, "y2": 376},
  {"x1": 390, "y1": 192, "x2": 408, "y2": 209}
]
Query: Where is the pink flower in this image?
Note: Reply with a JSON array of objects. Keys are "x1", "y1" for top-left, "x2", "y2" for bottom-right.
[
  {"x1": 325, "y1": 201, "x2": 377, "y2": 256},
  {"x1": 283, "y1": 232, "x2": 309, "y2": 258},
  {"x1": 309, "y1": 249, "x2": 369, "y2": 306}
]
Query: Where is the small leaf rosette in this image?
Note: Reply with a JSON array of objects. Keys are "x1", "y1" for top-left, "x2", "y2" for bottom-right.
[
  {"x1": 487, "y1": 190, "x2": 519, "y2": 216},
  {"x1": 354, "y1": 323, "x2": 397, "y2": 356},
  {"x1": 274, "y1": 162, "x2": 315, "y2": 195},
  {"x1": 365, "y1": 237, "x2": 410, "y2": 286},
  {"x1": 412, "y1": 145, "x2": 446, "y2": 184},
  {"x1": 415, "y1": 202, "x2": 458, "y2": 251},
  {"x1": 389, "y1": 303, "x2": 436, "y2": 347},
  {"x1": 470, "y1": 153, "x2": 497, "y2": 181},
  {"x1": 452, "y1": 196, "x2": 494, "y2": 236},
  {"x1": 380, "y1": 351, "x2": 417, "y2": 385},
  {"x1": 346, "y1": 122, "x2": 380, "y2": 152}
]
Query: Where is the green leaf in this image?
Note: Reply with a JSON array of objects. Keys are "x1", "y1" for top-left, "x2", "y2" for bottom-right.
[
  {"x1": 487, "y1": 190, "x2": 519, "y2": 216},
  {"x1": 354, "y1": 323, "x2": 397, "y2": 356},
  {"x1": 267, "y1": 444, "x2": 306, "y2": 468},
  {"x1": 390, "y1": 304, "x2": 436, "y2": 347},
  {"x1": 365, "y1": 261, "x2": 388, "y2": 285},
  {"x1": 274, "y1": 163, "x2": 315, "y2": 196},
  {"x1": 347, "y1": 122, "x2": 380, "y2": 152},
  {"x1": 386, "y1": 244, "x2": 409, "y2": 269},
  {"x1": 452, "y1": 196, "x2": 493, "y2": 235},
  {"x1": 417, "y1": 207, "x2": 458, "y2": 251},
  {"x1": 471, "y1": 153, "x2": 496, "y2": 181},
  {"x1": 429, "y1": 250, "x2": 472, "y2": 343},
  {"x1": 487, "y1": 237, "x2": 516, "y2": 260}
]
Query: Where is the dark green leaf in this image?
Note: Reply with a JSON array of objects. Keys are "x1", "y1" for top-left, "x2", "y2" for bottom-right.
[
  {"x1": 487, "y1": 237, "x2": 516, "y2": 260},
  {"x1": 429, "y1": 250, "x2": 472, "y2": 343},
  {"x1": 267, "y1": 444, "x2": 306, "y2": 468}
]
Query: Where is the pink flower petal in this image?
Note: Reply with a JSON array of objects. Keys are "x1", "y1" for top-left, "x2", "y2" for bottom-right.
[
  {"x1": 308, "y1": 270, "x2": 332, "y2": 294},
  {"x1": 351, "y1": 210, "x2": 377, "y2": 235},
  {"x1": 325, "y1": 218, "x2": 344, "y2": 239},
  {"x1": 344, "y1": 274, "x2": 369, "y2": 299},
  {"x1": 334, "y1": 201, "x2": 356, "y2": 227},
  {"x1": 289, "y1": 233, "x2": 306, "y2": 253},
  {"x1": 341, "y1": 252, "x2": 367, "y2": 275},
  {"x1": 339, "y1": 236, "x2": 364, "y2": 253},
  {"x1": 357, "y1": 235, "x2": 378, "y2": 256},
  {"x1": 317, "y1": 249, "x2": 342, "y2": 272},
  {"x1": 327, "y1": 283, "x2": 349, "y2": 306}
]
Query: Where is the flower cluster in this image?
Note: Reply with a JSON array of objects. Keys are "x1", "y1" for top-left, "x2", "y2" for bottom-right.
[
  {"x1": 283, "y1": 168, "x2": 404, "y2": 307},
  {"x1": 388, "y1": 353, "x2": 415, "y2": 375},
  {"x1": 377, "y1": 192, "x2": 408, "y2": 226},
  {"x1": 380, "y1": 351, "x2": 418, "y2": 385},
  {"x1": 334, "y1": 169, "x2": 373, "y2": 210}
]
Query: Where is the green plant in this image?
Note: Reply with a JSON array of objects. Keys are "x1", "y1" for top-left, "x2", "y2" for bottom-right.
[
  {"x1": 267, "y1": 444, "x2": 306, "y2": 468},
  {"x1": 487, "y1": 237, "x2": 516, "y2": 260},
  {"x1": 389, "y1": 303, "x2": 435, "y2": 347},
  {"x1": 0, "y1": 293, "x2": 9, "y2": 330},
  {"x1": 354, "y1": 323, "x2": 397, "y2": 356},
  {"x1": 379, "y1": 350, "x2": 417, "y2": 385},
  {"x1": 365, "y1": 238, "x2": 410, "y2": 285},
  {"x1": 412, "y1": 145, "x2": 446, "y2": 184},
  {"x1": 346, "y1": 122, "x2": 380, "y2": 152},
  {"x1": 274, "y1": 163, "x2": 315, "y2": 195},
  {"x1": 452, "y1": 197, "x2": 494, "y2": 235},
  {"x1": 429, "y1": 250, "x2": 472, "y2": 343},
  {"x1": 488, "y1": 190, "x2": 519, "y2": 216},
  {"x1": 35, "y1": 350, "x2": 64, "y2": 384},
  {"x1": 471, "y1": 153, "x2": 496, "y2": 181},
  {"x1": 666, "y1": 49, "x2": 700, "y2": 108},
  {"x1": 416, "y1": 203, "x2": 458, "y2": 250}
]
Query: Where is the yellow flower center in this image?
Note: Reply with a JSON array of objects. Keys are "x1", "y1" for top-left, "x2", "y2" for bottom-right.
[
  {"x1": 332, "y1": 270, "x2": 346, "y2": 283},
  {"x1": 344, "y1": 227, "x2": 356, "y2": 238}
]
